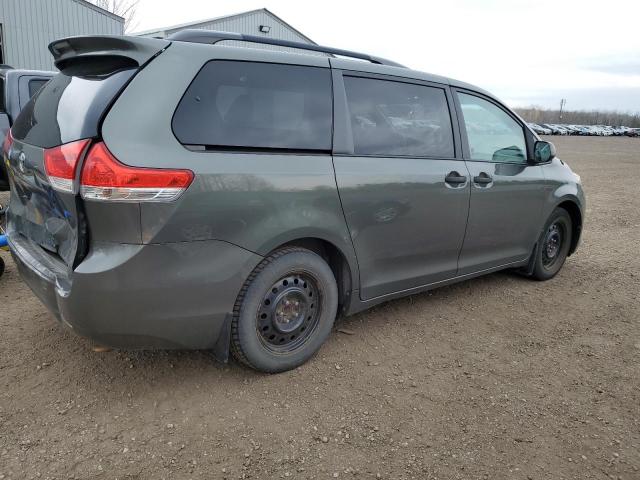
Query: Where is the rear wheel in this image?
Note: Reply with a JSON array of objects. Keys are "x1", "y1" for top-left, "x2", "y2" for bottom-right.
[
  {"x1": 531, "y1": 208, "x2": 572, "y2": 281},
  {"x1": 230, "y1": 247, "x2": 338, "y2": 373}
]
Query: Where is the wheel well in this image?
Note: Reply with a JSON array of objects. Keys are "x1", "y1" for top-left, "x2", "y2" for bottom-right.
[
  {"x1": 279, "y1": 238, "x2": 353, "y2": 315},
  {"x1": 557, "y1": 200, "x2": 582, "y2": 255}
]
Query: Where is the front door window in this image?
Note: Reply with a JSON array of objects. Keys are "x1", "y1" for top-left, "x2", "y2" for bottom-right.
[{"x1": 458, "y1": 93, "x2": 526, "y2": 164}]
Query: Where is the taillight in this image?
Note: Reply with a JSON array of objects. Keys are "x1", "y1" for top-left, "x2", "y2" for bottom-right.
[
  {"x1": 80, "y1": 142, "x2": 193, "y2": 202},
  {"x1": 44, "y1": 139, "x2": 90, "y2": 193},
  {"x1": 2, "y1": 129, "x2": 13, "y2": 156}
]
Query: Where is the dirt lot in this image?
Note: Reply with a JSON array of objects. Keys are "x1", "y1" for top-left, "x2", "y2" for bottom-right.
[{"x1": 1, "y1": 136, "x2": 639, "y2": 480}]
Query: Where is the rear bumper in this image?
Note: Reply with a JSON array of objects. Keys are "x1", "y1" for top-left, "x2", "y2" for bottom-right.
[{"x1": 9, "y1": 233, "x2": 262, "y2": 350}]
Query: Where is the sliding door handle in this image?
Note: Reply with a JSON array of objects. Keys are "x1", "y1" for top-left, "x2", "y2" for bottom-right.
[
  {"x1": 445, "y1": 171, "x2": 467, "y2": 185},
  {"x1": 473, "y1": 173, "x2": 493, "y2": 185}
]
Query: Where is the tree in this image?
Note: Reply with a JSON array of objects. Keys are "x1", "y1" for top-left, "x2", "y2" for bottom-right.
[
  {"x1": 89, "y1": 0, "x2": 140, "y2": 33},
  {"x1": 514, "y1": 106, "x2": 640, "y2": 128}
]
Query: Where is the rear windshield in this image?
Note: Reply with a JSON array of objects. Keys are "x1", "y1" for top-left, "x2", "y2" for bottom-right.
[
  {"x1": 12, "y1": 68, "x2": 135, "y2": 148},
  {"x1": 172, "y1": 61, "x2": 333, "y2": 151}
]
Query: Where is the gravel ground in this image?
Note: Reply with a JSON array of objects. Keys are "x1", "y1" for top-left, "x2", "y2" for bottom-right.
[{"x1": 0, "y1": 136, "x2": 639, "y2": 480}]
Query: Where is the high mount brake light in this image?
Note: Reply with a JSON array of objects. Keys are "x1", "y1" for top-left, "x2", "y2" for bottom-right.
[
  {"x1": 80, "y1": 142, "x2": 194, "y2": 202},
  {"x1": 44, "y1": 139, "x2": 90, "y2": 193}
]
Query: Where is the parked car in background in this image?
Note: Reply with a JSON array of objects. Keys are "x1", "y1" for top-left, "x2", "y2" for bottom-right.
[
  {"x1": 1, "y1": 67, "x2": 54, "y2": 190},
  {"x1": 626, "y1": 128, "x2": 640, "y2": 137},
  {"x1": 527, "y1": 123, "x2": 552, "y2": 135},
  {"x1": 598, "y1": 125, "x2": 613, "y2": 136},
  {"x1": 548, "y1": 124, "x2": 570, "y2": 135},
  {"x1": 2, "y1": 32, "x2": 585, "y2": 372},
  {"x1": 586, "y1": 125, "x2": 604, "y2": 136},
  {"x1": 523, "y1": 122, "x2": 638, "y2": 137},
  {"x1": 541, "y1": 124, "x2": 559, "y2": 135},
  {"x1": 611, "y1": 126, "x2": 630, "y2": 136}
]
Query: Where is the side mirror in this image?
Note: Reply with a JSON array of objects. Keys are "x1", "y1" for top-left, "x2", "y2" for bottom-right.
[
  {"x1": 493, "y1": 145, "x2": 526, "y2": 163},
  {"x1": 533, "y1": 140, "x2": 556, "y2": 163}
]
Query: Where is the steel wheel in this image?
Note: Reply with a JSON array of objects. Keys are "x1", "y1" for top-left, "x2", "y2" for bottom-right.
[
  {"x1": 542, "y1": 221, "x2": 565, "y2": 269},
  {"x1": 230, "y1": 246, "x2": 338, "y2": 373},
  {"x1": 530, "y1": 207, "x2": 573, "y2": 281},
  {"x1": 256, "y1": 273, "x2": 321, "y2": 353}
]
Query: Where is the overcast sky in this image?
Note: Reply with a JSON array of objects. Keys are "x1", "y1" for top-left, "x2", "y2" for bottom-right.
[{"x1": 133, "y1": 0, "x2": 640, "y2": 113}]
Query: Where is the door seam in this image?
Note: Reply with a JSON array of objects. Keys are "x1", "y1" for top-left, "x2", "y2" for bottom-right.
[
  {"x1": 455, "y1": 161, "x2": 473, "y2": 277},
  {"x1": 330, "y1": 155, "x2": 363, "y2": 300}
]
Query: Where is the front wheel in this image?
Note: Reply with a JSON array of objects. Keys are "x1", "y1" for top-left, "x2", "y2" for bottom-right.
[
  {"x1": 530, "y1": 208, "x2": 573, "y2": 281},
  {"x1": 230, "y1": 247, "x2": 338, "y2": 373}
]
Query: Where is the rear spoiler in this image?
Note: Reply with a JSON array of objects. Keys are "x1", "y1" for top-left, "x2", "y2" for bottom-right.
[{"x1": 48, "y1": 35, "x2": 170, "y2": 72}]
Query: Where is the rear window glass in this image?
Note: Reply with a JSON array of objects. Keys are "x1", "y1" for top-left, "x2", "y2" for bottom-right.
[
  {"x1": 12, "y1": 68, "x2": 135, "y2": 149},
  {"x1": 343, "y1": 76, "x2": 454, "y2": 157},
  {"x1": 173, "y1": 61, "x2": 332, "y2": 151}
]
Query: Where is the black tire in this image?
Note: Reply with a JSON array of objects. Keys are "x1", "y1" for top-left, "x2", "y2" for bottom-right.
[
  {"x1": 230, "y1": 247, "x2": 338, "y2": 373},
  {"x1": 531, "y1": 208, "x2": 572, "y2": 281},
  {"x1": 0, "y1": 257, "x2": 4, "y2": 278}
]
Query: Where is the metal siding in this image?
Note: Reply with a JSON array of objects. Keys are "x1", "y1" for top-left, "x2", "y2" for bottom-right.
[{"x1": 0, "y1": 0, "x2": 124, "y2": 71}]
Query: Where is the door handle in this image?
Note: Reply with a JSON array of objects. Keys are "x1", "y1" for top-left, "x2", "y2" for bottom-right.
[
  {"x1": 445, "y1": 171, "x2": 467, "y2": 185},
  {"x1": 473, "y1": 173, "x2": 493, "y2": 185}
]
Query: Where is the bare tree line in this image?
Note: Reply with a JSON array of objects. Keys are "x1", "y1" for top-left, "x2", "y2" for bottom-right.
[
  {"x1": 515, "y1": 107, "x2": 640, "y2": 128},
  {"x1": 88, "y1": 0, "x2": 140, "y2": 32}
]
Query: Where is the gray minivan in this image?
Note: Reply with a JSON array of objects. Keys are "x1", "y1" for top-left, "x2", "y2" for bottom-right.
[{"x1": 3, "y1": 32, "x2": 584, "y2": 372}]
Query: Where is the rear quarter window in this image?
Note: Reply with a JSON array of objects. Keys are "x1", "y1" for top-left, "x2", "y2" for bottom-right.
[{"x1": 172, "y1": 61, "x2": 333, "y2": 151}]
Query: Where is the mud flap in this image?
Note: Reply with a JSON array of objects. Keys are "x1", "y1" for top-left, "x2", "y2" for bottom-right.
[
  {"x1": 523, "y1": 242, "x2": 538, "y2": 276},
  {"x1": 212, "y1": 313, "x2": 232, "y2": 363}
]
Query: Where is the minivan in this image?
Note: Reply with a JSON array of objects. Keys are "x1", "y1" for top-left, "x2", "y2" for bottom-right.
[{"x1": 3, "y1": 32, "x2": 584, "y2": 372}]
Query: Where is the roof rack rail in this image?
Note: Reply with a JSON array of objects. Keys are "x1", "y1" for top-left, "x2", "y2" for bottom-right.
[{"x1": 166, "y1": 29, "x2": 406, "y2": 68}]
